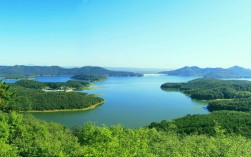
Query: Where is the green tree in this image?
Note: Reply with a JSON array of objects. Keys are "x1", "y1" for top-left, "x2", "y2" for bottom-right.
[{"x1": 0, "y1": 81, "x2": 15, "y2": 112}]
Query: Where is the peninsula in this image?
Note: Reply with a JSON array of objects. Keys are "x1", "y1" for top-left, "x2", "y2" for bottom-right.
[{"x1": 161, "y1": 78, "x2": 251, "y2": 112}]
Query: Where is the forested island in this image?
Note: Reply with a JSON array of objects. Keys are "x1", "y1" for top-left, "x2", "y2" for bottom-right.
[
  {"x1": 160, "y1": 66, "x2": 251, "y2": 78},
  {"x1": 1, "y1": 80, "x2": 251, "y2": 156},
  {"x1": 71, "y1": 74, "x2": 107, "y2": 82},
  {"x1": 161, "y1": 78, "x2": 251, "y2": 112},
  {"x1": 0, "y1": 65, "x2": 143, "y2": 79},
  {"x1": 15, "y1": 80, "x2": 90, "y2": 91},
  {"x1": 6, "y1": 80, "x2": 104, "y2": 112}
]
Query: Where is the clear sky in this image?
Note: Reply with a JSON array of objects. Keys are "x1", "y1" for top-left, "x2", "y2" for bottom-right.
[{"x1": 0, "y1": 0, "x2": 251, "y2": 69}]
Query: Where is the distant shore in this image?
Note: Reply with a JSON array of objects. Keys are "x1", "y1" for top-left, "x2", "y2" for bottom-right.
[{"x1": 24, "y1": 101, "x2": 104, "y2": 113}]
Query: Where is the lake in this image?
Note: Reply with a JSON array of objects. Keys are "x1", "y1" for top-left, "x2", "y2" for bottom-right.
[{"x1": 31, "y1": 75, "x2": 209, "y2": 128}]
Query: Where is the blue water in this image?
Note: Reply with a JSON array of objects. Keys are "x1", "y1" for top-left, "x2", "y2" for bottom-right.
[{"x1": 31, "y1": 75, "x2": 209, "y2": 128}]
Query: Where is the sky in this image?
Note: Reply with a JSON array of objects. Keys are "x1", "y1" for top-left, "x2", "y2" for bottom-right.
[{"x1": 0, "y1": 0, "x2": 251, "y2": 69}]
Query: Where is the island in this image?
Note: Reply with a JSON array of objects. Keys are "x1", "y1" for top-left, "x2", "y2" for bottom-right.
[
  {"x1": 161, "y1": 78, "x2": 251, "y2": 112},
  {"x1": 71, "y1": 74, "x2": 107, "y2": 82},
  {"x1": 159, "y1": 66, "x2": 251, "y2": 78}
]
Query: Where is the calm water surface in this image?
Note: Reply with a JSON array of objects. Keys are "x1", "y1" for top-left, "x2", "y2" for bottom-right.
[{"x1": 31, "y1": 75, "x2": 209, "y2": 128}]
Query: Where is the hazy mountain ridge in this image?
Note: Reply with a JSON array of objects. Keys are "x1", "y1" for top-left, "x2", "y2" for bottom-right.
[
  {"x1": 0, "y1": 65, "x2": 143, "y2": 79},
  {"x1": 160, "y1": 66, "x2": 251, "y2": 78}
]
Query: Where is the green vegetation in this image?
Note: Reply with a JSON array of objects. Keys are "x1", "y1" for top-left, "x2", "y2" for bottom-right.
[
  {"x1": 208, "y1": 99, "x2": 251, "y2": 112},
  {"x1": 160, "y1": 66, "x2": 251, "y2": 78},
  {"x1": 0, "y1": 65, "x2": 143, "y2": 79},
  {"x1": 161, "y1": 78, "x2": 251, "y2": 112},
  {"x1": 72, "y1": 122, "x2": 251, "y2": 157},
  {"x1": 71, "y1": 74, "x2": 107, "y2": 82},
  {"x1": 1, "y1": 80, "x2": 103, "y2": 112},
  {"x1": 15, "y1": 80, "x2": 89, "y2": 91},
  {"x1": 9, "y1": 85, "x2": 104, "y2": 111},
  {"x1": 8, "y1": 80, "x2": 104, "y2": 111},
  {"x1": 161, "y1": 78, "x2": 251, "y2": 100},
  {"x1": 1, "y1": 111, "x2": 251, "y2": 156},
  {"x1": 0, "y1": 81, "x2": 15, "y2": 112},
  {"x1": 1, "y1": 80, "x2": 251, "y2": 156},
  {"x1": 0, "y1": 111, "x2": 82, "y2": 156},
  {"x1": 149, "y1": 111, "x2": 251, "y2": 138}
]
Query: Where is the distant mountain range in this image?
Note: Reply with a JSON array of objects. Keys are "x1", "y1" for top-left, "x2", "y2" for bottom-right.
[
  {"x1": 159, "y1": 66, "x2": 251, "y2": 78},
  {"x1": 0, "y1": 65, "x2": 143, "y2": 79}
]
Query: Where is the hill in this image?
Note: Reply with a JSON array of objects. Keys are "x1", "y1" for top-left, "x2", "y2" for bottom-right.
[
  {"x1": 149, "y1": 111, "x2": 251, "y2": 137},
  {"x1": 160, "y1": 66, "x2": 251, "y2": 78},
  {"x1": 71, "y1": 74, "x2": 107, "y2": 82},
  {"x1": 0, "y1": 65, "x2": 143, "y2": 79}
]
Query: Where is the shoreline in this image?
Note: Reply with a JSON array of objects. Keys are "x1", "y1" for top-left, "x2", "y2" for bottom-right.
[{"x1": 23, "y1": 101, "x2": 105, "y2": 113}]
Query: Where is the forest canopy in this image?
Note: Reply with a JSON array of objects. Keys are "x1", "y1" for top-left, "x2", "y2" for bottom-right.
[
  {"x1": 14, "y1": 80, "x2": 90, "y2": 91},
  {"x1": 71, "y1": 74, "x2": 107, "y2": 82},
  {"x1": 0, "y1": 65, "x2": 143, "y2": 79},
  {"x1": 1, "y1": 80, "x2": 251, "y2": 156},
  {"x1": 161, "y1": 78, "x2": 251, "y2": 112}
]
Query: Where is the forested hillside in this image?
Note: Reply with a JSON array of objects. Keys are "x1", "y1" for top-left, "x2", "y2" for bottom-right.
[
  {"x1": 0, "y1": 65, "x2": 143, "y2": 79},
  {"x1": 6, "y1": 81, "x2": 104, "y2": 111},
  {"x1": 161, "y1": 78, "x2": 251, "y2": 112},
  {"x1": 149, "y1": 111, "x2": 251, "y2": 137},
  {"x1": 161, "y1": 78, "x2": 251, "y2": 100},
  {"x1": 71, "y1": 74, "x2": 107, "y2": 82},
  {"x1": 160, "y1": 66, "x2": 251, "y2": 78},
  {"x1": 1, "y1": 80, "x2": 251, "y2": 156}
]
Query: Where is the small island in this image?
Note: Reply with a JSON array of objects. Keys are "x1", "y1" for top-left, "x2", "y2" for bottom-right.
[
  {"x1": 71, "y1": 74, "x2": 107, "y2": 82},
  {"x1": 161, "y1": 78, "x2": 251, "y2": 112}
]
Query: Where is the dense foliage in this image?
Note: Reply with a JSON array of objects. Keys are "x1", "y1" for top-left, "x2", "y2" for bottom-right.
[
  {"x1": 208, "y1": 99, "x2": 251, "y2": 112},
  {"x1": 72, "y1": 122, "x2": 251, "y2": 157},
  {"x1": 0, "y1": 65, "x2": 143, "y2": 79},
  {"x1": 9, "y1": 85, "x2": 104, "y2": 111},
  {"x1": 0, "y1": 111, "x2": 82, "y2": 156},
  {"x1": 1, "y1": 79, "x2": 251, "y2": 156},
  {"x1": 161, "y1": 78, "x2": 251, "y2": 100},
  {"x1": 71, "y1": 74, "x2": 107, "y2": 82},
  {"x1": 0, "y1": 81, "x2": 15, "y2": 112},
  {"x1": 149, "y1": 111, "x2": 251, "y2": 138},
  {"x1": 1, "y1": 111, "x2": 251, "y2": 157},
  {"x1": 160, "y1": 66, "x2": 251, "y2": 78},
  {"x1": 15, "y1": 80, "x2": 90, "y2": 91},
  {"x1": 161, "y1": 78, "x2": 251, "y2": 112}
]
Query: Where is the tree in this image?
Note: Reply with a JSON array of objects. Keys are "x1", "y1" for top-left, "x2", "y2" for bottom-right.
[{"x1": 0, "y1": 81, "x2": 15, "y2": 112}]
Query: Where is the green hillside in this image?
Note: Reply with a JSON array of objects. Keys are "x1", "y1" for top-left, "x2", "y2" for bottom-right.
[
  {"x1": 0, "y1": 65, "x2": 143, "y2": 79},
  {"x1": 160, "y1": 66, "x2": 251, "y2": 78}
]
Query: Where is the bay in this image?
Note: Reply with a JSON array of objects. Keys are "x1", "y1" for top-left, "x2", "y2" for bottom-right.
[{"x1": 32, "y1": 75, "x2": 209, "y2": 128}]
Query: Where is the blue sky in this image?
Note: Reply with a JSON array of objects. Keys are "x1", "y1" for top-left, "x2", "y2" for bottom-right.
[{"x1": 0, "y1": 0, "x2": 251, "y2": 69}]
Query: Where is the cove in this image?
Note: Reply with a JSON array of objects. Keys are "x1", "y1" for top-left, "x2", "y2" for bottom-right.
[{"x1": 31, "y1": 75, "x2": 209, "y2": 128}]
